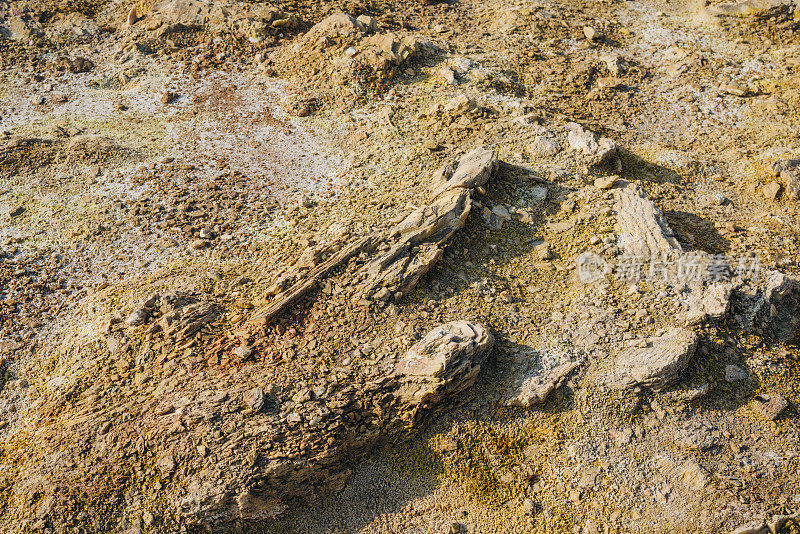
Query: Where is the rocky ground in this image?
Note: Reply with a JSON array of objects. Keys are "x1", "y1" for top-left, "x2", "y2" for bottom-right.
[{"x1": 3, "y1": 0, "x2": 800, "y2": 532}]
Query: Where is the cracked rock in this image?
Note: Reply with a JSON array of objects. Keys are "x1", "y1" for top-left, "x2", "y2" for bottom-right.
[{"x1": 395, "y1": 320, "x2": 494, "y2": 422}]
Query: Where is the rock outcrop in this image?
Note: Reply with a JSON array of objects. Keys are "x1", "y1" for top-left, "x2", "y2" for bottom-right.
[
  {"x1": 360, "y1": 146, "x2": 498, "y2": 299},
  {"x1": 177, "y1": 320, "x2": 493, "y2": 524},
  {"x1": 395, "y1": 321, "x2": 494, "y2": 422}
]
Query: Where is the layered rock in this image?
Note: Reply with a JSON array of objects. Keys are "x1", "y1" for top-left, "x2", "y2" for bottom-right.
[
  {"x1": 614, "y1": 328, "x2": 699, "y2": 389},
  {"x1": 395, "y1": 321, "x2": 494, "y2": 423},
  {"x1": 613, "y1": 183, "x2": 682, "y2": 258},
  {"x1": 504, "y1": 349, "x2": 582, "y2": 407},
  {"x1": 176, "y1": 320, "x2": 493, "y2": 524},
  {"x1": 360, "y1": 147, "x2": 498, "y2": 299},
  {"x1": 613, "y1": 183, "x2": 732, "y2": 325}
]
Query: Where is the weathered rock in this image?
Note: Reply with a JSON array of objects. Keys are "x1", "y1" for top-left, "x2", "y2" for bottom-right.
[
  {"x1": 679, "y1": 282, "x2": 732, "y2": 325},
  {"x1": 594, "y1": 175, "x2": 618, "y2": 190},
  {"x1": 729, "y1": 520, "x2": 770, "y2": 534},
  {"x1": 614, "y1": 328, "x2": 698, "y2": 389},
  {"x1": 152, "y1": 0, "x2": 211, "y2": 26},
  {"x1": 530, "y1": 136, "x2": 561, "y2": 158},
  {"x1": 68, "y1": 57, "x2": 94, "y2": 74},
  {"x1": 505, "y1": 349, "x2": 582, "y2": 406},
  {"x1": 442, "y1": 94, "x2": 477, "y2": 116},
  {"x1": 304, "y1": 12, "x2": 365, "y2": 42},
  {"x1": 243, "y1": 387, "x2": 266, "y2": 412},
  {"x1": 655, "y1": 455, "x2": 709, "y2": 493},
  {"x1": 779, "y1": 170, "x2": 800, "y2": 198},
  {"x1": 613, "y1": 183, "x2": 681, "y2": 258},
  {"x1": 775, "y1": 159, "x2": 800, "y2": 198},
  {"x1": 566, "y1": 122, "x2": 619, "y2": 167},
  {"x1": 752, "y1": 271, "x2": 800, "y2": 341},
  {"x1": 395, "y1": 321, "x2": 493, "y2": 421},
  {"x1": 725, "y1": 364, "x2": 748, "y2": 382},
  {"x1": 361, "y1": 147, "x2": 498, "y2": 298},
  {"x1": 763, "y1": 181, "x2": 781, "y2": 201}
]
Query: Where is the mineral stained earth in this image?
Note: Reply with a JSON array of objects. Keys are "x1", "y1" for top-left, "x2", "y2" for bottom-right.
[{"x1": 2, "y1": 0, "x2": 800, "y2": 533}]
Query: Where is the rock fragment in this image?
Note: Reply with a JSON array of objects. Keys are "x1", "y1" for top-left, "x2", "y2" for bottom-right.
[
  {"x1": 774, "y1": 159, "x2": 800, "y2": 199},
  {"x1": 360, "y1": 147, "x2": 498, "y2": 298},
  {"x1": 566, "y1": 122, "x2": 618, "y2": 167},
  {"x1": 613, "y1": 183, "x2": 681, "y2": 258},
  {"x1": 763, "y1": 181, "x2": 781, "y2": 201},
  {"x1": 751, "y1": 271, "x2": 800, "y2": 341},
  {"x1": 614, "y1": 328, "x2": 698, "y2": 389},
  {"x1": 505, "y1": 349, "x2": 582, "y2": 407}
]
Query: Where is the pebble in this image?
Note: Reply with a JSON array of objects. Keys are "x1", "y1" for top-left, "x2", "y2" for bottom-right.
[
  {"x1": 243, "y1": 387, "x2": 266, "y2": 412},
  {"x1": 583, "y1": 26, "x2": 602, "y2": 41},
  {"x1": 594, "y1": 176, "x2": 619, "y2": 190},
  {"x1": 763, "y1": 181, "x2": 781, "y2": 201},
  {"x1": 725, "y1": 364, "x2": 748, "y2": 382},
  {"x1": 161, "y1": 91, "x2": 179, "y2": 104}
]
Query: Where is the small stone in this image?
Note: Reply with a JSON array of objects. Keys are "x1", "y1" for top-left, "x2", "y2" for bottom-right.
[
  {"x1": 751, "y1": 394, "x2": 788, "y2": 420},
  {"x1": 722, "y1": 82, "x2": 748, "y2": 97},
  {"x1": 356, "y1": 15, "x2": 378, "y2": 32},
  {"x1": 423, "y1": 140, "x2": 440, "y2": 151},
  {"x1": 443, "y1": 94, "x2": 476, "y2": 115},
  {"x1": 68, "y1": 57, "x2": 94, "y2": 73},
  {"x1": 243, "y1": 387, "x2": 266, "y2": 412},
  {"x1": 763, "y1": 181, "x2": 781, "y2": 201},
  {"x1": 529, "y1": 136, "x2": 561, "y2": 157},
  {"x1": 725, "y1": 364, "x2": 748, "y2": 382},
  {"x1": 127, "y1": 7, "x2": 139, "y2": 27},
  {"x1": 125, "y1": 307, "x2": 150, "y2": 326},
  {"x1": 345, "y1": 46, "x2": 357, "y2": 57},
  {"x1": 522, "y1": 498, "x2": 535, "y2": 515},
  {"x1": 161, "y1": 91, "x2": 179, "y2": 105},
  {"x1": 594, "y1": 176, "x2": 619, "y2": 190},
  {"x1": 190, "y1": 239, "x2": 208, "y2": 250},
  {"x1": 583, "y1": 26, "x2": 602, "y2": 41},
  {"x1": 439, "y1": 66, "x2": 457, "y2": 85},
  {"x1": 535, "y1": 242, "x2": 553, "y2": 260},
  {"x1": 234, "y1": 345, "x2": 253, "y2": 359}
]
